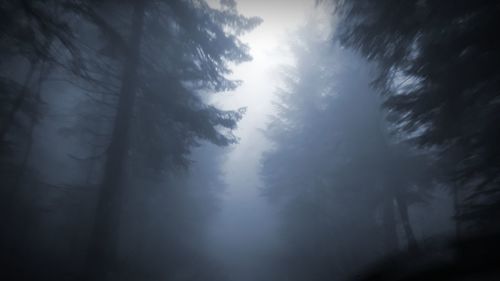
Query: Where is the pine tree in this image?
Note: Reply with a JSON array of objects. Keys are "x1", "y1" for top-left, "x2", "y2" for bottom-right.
[
  {"x1": 333, "y1": 0, "x2": 500, "y2": 231},
  {"x1": 63, "y1": 1, "x2": 260, "y2": 278}
]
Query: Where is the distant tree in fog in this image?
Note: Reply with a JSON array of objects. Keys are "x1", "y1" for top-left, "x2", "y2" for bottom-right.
[
  {"x1": 0, "y1": 2, "x2": 81, "y2": 269},
  {"x1": 261, "y1": 23, "x2": 439, "y2": 281}
]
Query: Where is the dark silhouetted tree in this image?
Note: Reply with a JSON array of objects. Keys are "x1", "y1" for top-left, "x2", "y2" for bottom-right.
[{"x1": 333, "y1": 0, "x2": 500, "y2": 232}]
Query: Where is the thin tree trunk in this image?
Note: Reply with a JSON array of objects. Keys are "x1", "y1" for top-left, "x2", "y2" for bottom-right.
[
  {"x1": 2, "y1": 65, "x2": 39, "y2": 264},
  {"x1": 394, "y1": 193, "x2": 419, "y2": 253},
  {"x1": 1, "y1": 62, "x2": 38, "y2": 208},
  {"x1": 85, "y1": 1, "x2": 146, "y2": 279},
  {"x1": 0, "y1": 61, "x2": 38, "y2": 141},
  {"x1": 17, "y1": 61, "x2": 50, "y2": 256},
  {"x1": 1, "y1": 60, "x2": 50, "y2": 272},
  {"x1": 453, "y1": 185, "x2": 461, "y2": 240},
  {"x1": 382, "y1": 195, "x2": 399, "y2": 253},
  {"x1": 12, "y1": 66, "x2": 44, "y2": 191}
]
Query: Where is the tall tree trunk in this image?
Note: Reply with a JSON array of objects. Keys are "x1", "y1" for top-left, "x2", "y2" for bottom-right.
[
  {"x1": 382, "y1": 194, "x2": 399, "y2": 253},
  {"x1": 394, "y1": 193, "x2": 419, "y2": 253},
  {"x1": 453, "y1": 185, "x2": 461, "y2": 240},
  {"x1": 1, "y1": 62, "x2": 37, "y2": 210},
  {"x1": 85, "y1": 1, "x2": 146, "y2": 279},
  {"x1": 0, "y1": 59, "x2": 39, "y2": 141},
  {"x1": 16, "y1": 61, "x2": 50, "y2": 259},
  {"x1": 1, "y1": 61, "x2": 45, "y2": 269}
]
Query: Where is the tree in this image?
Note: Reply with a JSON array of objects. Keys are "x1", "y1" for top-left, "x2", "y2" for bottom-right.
[
  {"x1": 261, "y1": 22, "x2": 439, "y2": 280},
  {"x1": 62, "y1": 1, "x2": 261, "y2": 278},
  {"x1": 333, "y1": 0, "x2": 500, "y2": 232},
  {"x1": 0, "y1": 2, "x2": 79, "y2": 268},
  {"x1": 1, "y1": 1, "x2": 260, "y2": 279}
]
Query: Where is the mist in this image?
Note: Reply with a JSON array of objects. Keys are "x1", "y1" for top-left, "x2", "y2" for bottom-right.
[{"x1": 1, "y1": 1, "x2": 499, "y2": 281}]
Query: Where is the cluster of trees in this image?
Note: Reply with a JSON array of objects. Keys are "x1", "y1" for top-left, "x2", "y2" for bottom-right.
[
  {"x1": 261, "y1": 23, "x2": 449, "y2": 281},
  {"x1": 0, "y1": 1, "x2": 259, "y2": 280},
  {"x1": 261, "y1": 0, "x2": 500, "y2": 279},
  {"x1": 2, "y1": 0, "x2": 499, "y2": 280}
]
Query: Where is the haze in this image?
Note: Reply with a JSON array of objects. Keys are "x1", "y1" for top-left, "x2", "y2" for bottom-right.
[{"x1": 1, "y1": 1, "x2": 499, "y2": 281}]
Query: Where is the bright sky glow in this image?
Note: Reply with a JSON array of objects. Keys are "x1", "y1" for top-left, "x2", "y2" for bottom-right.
[
  {"x1": 207, "y1": 1, "x2": 317, "y2": 280},
  {"x1": 214, "y1": 0, "x2": 316, "y2": 195}
]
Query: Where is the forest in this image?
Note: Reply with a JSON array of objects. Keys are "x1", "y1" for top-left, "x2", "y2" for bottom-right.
[{"x1": 1, "y1": 0, "x2": 499, "y2": 281}]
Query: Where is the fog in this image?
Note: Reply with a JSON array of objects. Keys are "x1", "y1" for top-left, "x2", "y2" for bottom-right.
[
  {"x1": 208, "y1": 1, "x2": 313, "y2": 280},
  {"x1": 1, "y1": 1, "x2": 499, "y2": 281}
]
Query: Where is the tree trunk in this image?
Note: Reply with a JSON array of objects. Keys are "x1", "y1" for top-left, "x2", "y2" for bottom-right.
[
  {"x1": 0, "y1": 62, "x2": 36, "y2": 213},
  {"x1": 16, "y1": 62, "x2": 50, "y2": 259},
  {"x1": 1, "y1": 61, "x2": 45, "y2": 269},
  {"x1": 394, "y1": 193, "x2": 419, "y2": 253},
  {"x1": 84, "y1": 1, "x2": 146, "y2": 279},
  {"x1": 382, "y1": 195, "x2": 399, "y2": 253},
  {"x1": 453, "y1": 185, "x2": 461, "y2": 240},
  {"x1": 0, "y1": 57, "x2": 39, "y2": 140}
]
